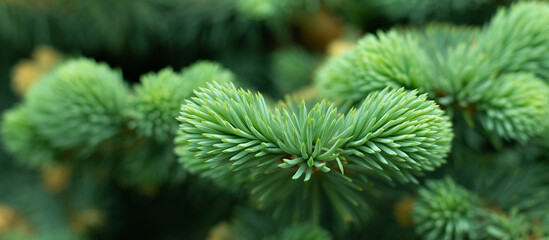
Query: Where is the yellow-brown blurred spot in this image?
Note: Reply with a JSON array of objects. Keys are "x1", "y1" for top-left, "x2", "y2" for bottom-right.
[
  {"x1": 207, "y1": 222, "x2": 232, "y2": 240},
  {"x1": 42, "y1": 164, "x2": 73, "y2": 194},
  {"x1": 33, "y1": 45, "x2": 61, "y2": 67},
  {"x1": 394, "y1": 196, "x2": 415, "y2": 227},
  {"x1": 277, "y1": 86, "x2": 321, "y2": 108},
  {"x1": 291, "y1": 86, "x2": 319, "y2": 100},
  {"x1": 327, "y1": 40, "x2": 355, "y2": 56},
  {"x1": 70, "y1": 208, "x2": 107, "y2": 236},
  {"x1": 294, "y1": 8, "x2": 344, "y2": 52},
  {"x1": 0, "y1": 204, "x2": 33, "y2": 237},
  {"x1": 11, "y1": 45, "x2": 62, "y2": 96}
]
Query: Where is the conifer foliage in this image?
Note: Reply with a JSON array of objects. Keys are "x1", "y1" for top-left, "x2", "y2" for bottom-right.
[
  {"x1": 1, "y1": 1, "x2": 549, "y2": 240},
  {"x1": 177, "y1": 83, "x2": 452, "y2": 224},
  {"x1": 316, "y1": 2, "x2": 549, "y2": 144}
]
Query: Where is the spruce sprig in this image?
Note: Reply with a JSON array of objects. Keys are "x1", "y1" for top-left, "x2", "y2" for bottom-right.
[
  {"x1": 413, "y1": 177, "x2": 484, "y2": 240},
  {"x1": 178, "y1": 82, "x2": 284, "y2": 184},
  {"x1": 315, "y1": 2, "x2": 549, "y2": 143},
  {"x1": 178, "y1": 82, "x2": 452, "y2": 183},
  {"x1": 315, "y1": 30, "x2": 432, "y2": 104},
  {"x1": 342, "y1": 88, "x2": 452, "y2": 183},
  {"x1": 177, "y1": 82, "x2": 452, "y2": 223},
  {"x1": 25, "y1": 58, "x2": 130, "y2": 151}
]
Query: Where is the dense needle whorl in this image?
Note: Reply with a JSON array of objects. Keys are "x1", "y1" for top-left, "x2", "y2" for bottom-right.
[
  {"x1": 177, "y1": 82, "x2": 452, "y2": 184},
  {"x1": 413, "y1": 177, "x2": 484, "y2": 240},
  {"x1": 342, "y1": 88, "x2": 452, "y2": 183},
  {"x1": 25, "y1": 58, "x2": 130, "y2": 150}
]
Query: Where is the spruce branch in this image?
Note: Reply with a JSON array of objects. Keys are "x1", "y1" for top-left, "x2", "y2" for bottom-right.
[
  {"x1": 412, "y1": 177, "x2": 485, "y2": 240},
  {"x1": 315, "y1": 2, "x2": 549, "y2": 143},
  {"x1": 177, "y1": 82, "x2": 283, "y2": 184},
  {"x1": 405, "y1": 24, "x2": 488, "y2": 100},
  {"x1": 410, "y1": 23, "x2": 479, "y2": 58},
  {"x1": 0, "y1": 105, "x2": 56, "y2": 168},
  {"x1": 413, "y1": 174, "x2": 547, "y2": 240},
  {"x1": 177, "y1": 82, "x2": 452, "y2": 224},
  {"x1": 465, "y1": 73, "x2": 549, "y2": 142},
  {"x1": 342, "y1": 87, "x2": 452, "y2": 183},
  {"x1": 178, "y1": 83, "x2": 452, "y2": 183},
  {"x1": 129, "y1": 68, "x2": 187, "y2": 142},
  {"x1": 315, "y1": 30, "x2": 433, "y2": 104},
  {"x1": 484, "y1": 208, "x2": 534, "y2": 240},
  {"x1": 476, "y1": 1, "x2": 549, "y2": 79},
  {"x1": 128, "y1": 61, "x2": 234, "y2": 143},
  {"x1": 25, "y1": 58, "x2": 130, "y2": 151},
  {"x1": 125, "y1": 61, "x2": 234, "y2": 185}
]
